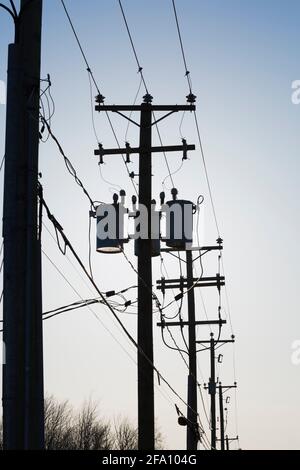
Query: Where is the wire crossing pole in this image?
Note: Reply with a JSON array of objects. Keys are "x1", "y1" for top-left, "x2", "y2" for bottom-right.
[
  {"x1": 2, "y1": 0, "x2": 44, "y2": 449},
  {"x1": 137, "y1": 95, "x2": 154, "y2": 450},
  {"x1": 186, "y1": 250, "x2": 198, "y2": 450},
  {"x1": 219, "y1": 383, "x2": 225, "y2": 450}
]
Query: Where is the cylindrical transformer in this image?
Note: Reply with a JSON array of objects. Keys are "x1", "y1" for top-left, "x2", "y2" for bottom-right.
[
  {"x1": 165, "y1": 199, "x2": 193, "y2": 250},
  {"x1": 96, "y1": 195, "x2": 128, "y2": 254}
]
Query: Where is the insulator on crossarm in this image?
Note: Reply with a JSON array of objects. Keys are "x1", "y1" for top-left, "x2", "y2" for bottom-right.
[
  {"x1": 125, "y1": 142, "x2": 131, "y2": 163},
  {"x1": 95, "y1": 94, "x2": 105, "y2": 104},
  {"x1": 143, "y1": 93, "x2": 153, "y2": 104},
  {"x1": 98, "y1": 143, "x2": 104, "y2": 164},
  {"x1": 182, "y1": 138, "x2": 188, "y2": 160},
  {"x1": 186, "y1": 92, "x2": 196, "y2": 104},
  {"x1": 171, "y1": 188, "x2": 178, "y2": 201}
]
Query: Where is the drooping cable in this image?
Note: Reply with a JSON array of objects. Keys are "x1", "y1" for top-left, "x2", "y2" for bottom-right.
[
  {"x1": 40, "y1": 117, "x2": 100, "y2": 210},
  {"x1": 40, "y1": 190, "x2": 208, "y2": 418}
]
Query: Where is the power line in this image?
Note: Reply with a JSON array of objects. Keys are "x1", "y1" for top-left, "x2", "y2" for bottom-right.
[
  {"x1": 171, "y1": 0, "x2": 192, "y2": 93},
  {"x1": 128, "y1": 247, "x2": 212, "y2": 436},
  {"x1": 40, "y1": 191, "x2": 206, "y2": 419},
  {"x1": 170, "y1": 2, "x2": 240, "y2": 443},
  {"x1": 59, "y1": 0, "x2": 139, "y2": 197},
  {"x1": 41, "y1": 118, "x2": 100, "y2": 210},
  {"x1": 0, "y1": 2, "x2": 16, "y2": 22},
  {"x1": 117, "y1": 0, "x2": 177, "y2": 189},
  {"x1": 60, "y1": 0, "x2": 100, "y2": 95},
  {"x1": 170, "y1": 0, "x2": 221, "y2": 237},
  {"x1": 117, "y1": 0, "x2": 148, "y2": 93},
  {"x1": 193, "y1": 112, "x2": 221, "y2": 237}
]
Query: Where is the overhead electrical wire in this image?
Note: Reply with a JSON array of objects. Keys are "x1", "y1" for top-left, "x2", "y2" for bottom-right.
[
  {"x1": 59, "y1": 0, "x2": 139, "y2": 197},
  {"x1": 116, "y1": 0, "x2": 197, "y2": 375},
  {"x1": 55, "y1": 0, "x2": 223, "y2": 446},
  {"x1": 171, "y1": 0, "x2": 240, "y2": 441},
  {"x1": 122, "y1": 243, "x2": 212, "y2": 434},
  {"x1": 171, "y1": 0, "x2": 220, "y2": 238},
  {"x1": 42, "y1": 243, "x2": 194, "y2": 437},
  {"x1": 40, "y1": 190, "x2": 209, "y2": 424},
  {"x1": 0, "y1": 1, "x2": 16, "y2": 22},
  {"x1": 117, "y1": 0, "x2": 177, "y2": 189},
  {"x1": 125, "y1": 75, "x2": 143, "y2": 143},
  {"x1": 40, "y1": 117, "x2": 100, "y2": 210}
]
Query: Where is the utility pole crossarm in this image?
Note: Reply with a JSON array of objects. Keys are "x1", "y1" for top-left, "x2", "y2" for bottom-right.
[
  {"x1": 196, "y1": 338, "x2": 235, "y2": 344},
  {"x1": 156, "y1": 275, "x2": 225, "y2": 291},
  {"x1": 204, "y1": 384, "x2": 237, "y2": 391},
  {"x1": 95, "y1": 104, "x2": 196, "y2": 112},
  {"x1": 160, "y1": 244, "x2": 223, "y2": 253},
  {"x1": 157, "y1": 320, "x2": 226, "y2": 327},
  {"x1": 94, "y1": 144, "x2": 195, "y2": 157}
]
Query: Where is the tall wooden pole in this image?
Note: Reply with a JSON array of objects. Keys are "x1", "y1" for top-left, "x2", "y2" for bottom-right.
[{"x1": 2, "y1": 0, "x2": 44, "y2": 449}]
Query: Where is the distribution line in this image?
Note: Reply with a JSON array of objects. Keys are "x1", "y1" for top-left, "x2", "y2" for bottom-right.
[
  {"x1": 42, "y1": 249, "x2": 193, "y2": 441},
  {"x1": 171, "y1": 0, "x2": 192, "y2": 93},
  {"x1": 117, "y1": 0, "x2": 148, "y2": 93},
  {"x1": 122, "y1": 247, "x2": 212, "y2": 435},
  {"x1": 44, "y1": 220, "x2": 139, "y2": 316},
  {"x1": 170, "y1": 1, "x2": 240, "y2": 442},
  {"x1": 41, "y1": 117, "x2": 100, "y2": 210},
  {"x1": 116, "y1": 0, "x2": 195, "y2": 374},
  {"x1": 0, "y1": 2, "x2": 16, "y2": 22},
  {"x1": 122, "y1": 241, "x2": 211, "y2": 432},
  {"x1": 171, "y1": 0, "x2": 221, "y2": 237},
  {"x1": 59, "y1": 0, "x2": 139, "y2": 197},
  {"x1": 117, "y1": 0, "x2": 176, "y2": 189},
  {"x1": 40, "y1": 191, "x2": 209, "y2": 424}
]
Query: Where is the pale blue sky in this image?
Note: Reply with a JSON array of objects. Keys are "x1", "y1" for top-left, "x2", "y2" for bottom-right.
[{"x1": 1, "y1": 0, "x2": 300, "y2": 449}]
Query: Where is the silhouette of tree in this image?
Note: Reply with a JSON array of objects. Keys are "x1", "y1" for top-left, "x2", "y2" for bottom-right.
[{"x1": 0, "y1": 396, "x2": 164, "y2": 450}]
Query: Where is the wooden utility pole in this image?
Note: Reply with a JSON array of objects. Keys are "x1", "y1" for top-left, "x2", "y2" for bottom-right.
[
  {"x1": 2, "y1": 0, "x2": 44, "y2": 449},
  {"x1": 186, "y1": 249, "x2": 198, "y2": 450},
  {"x1": 157, "y1": 245, "x2": 226, "y2": 450},
  {"x1": 201, "y1": 335, "x2": 235, "y2": 450},
  {"x1": 209, "y1": 333, "x2": 217, "y2": 450},
  {"x1": 137, "y1": 95, "x2": 154, "y2": 450},
  {"x1": 95, "y1": 95, "x2": 195, "y2": 449},
  {"x1": 218, "y1": 382, "x2": 237, "y2": 450},
  {"x1": 219, "y1": 383, "x2": 225, "y2": 450}
]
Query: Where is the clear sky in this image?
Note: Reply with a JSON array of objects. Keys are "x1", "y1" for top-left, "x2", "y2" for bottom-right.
[{"x1": 1, "y1": 0, "x2": 300, "y2": 450}]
